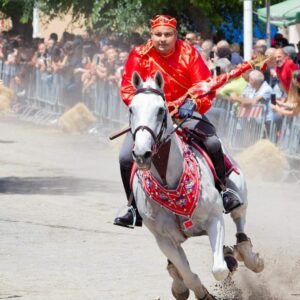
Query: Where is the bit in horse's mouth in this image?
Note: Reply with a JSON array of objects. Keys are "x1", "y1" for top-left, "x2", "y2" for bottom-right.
[
  {"x1": 136, "y1": 160, "x2": 151, "y2": 171},
  {"x1": 134, "y1": 155, "x2": 152, "y2": 170},
  {"x1": 137, "y1": 164, "x2": 151, "y2": 171}
]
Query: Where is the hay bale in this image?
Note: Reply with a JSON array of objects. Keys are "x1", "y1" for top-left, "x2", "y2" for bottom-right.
[
  {"x1": 58, "y1": 102, "x2": 97, "y2": 133},
  {"x1": 235, "y1": 139, "x2": 289, "y2": 182},
  {"x1": 0, "y1": 84, "x2": 14, "y2": 112}
]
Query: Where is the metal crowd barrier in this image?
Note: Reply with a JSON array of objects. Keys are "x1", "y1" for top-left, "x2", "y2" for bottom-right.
[
  {"x1": 277, "y1": 116, "x2": 300, "y2": 159},
  {"x1": 210, "y1": 99, "x2": 300, "y2": 161},
  {"x1": 0, "y1": 61, "x2": 20, "y2": 87},
  {"x1": 206, "y1": 98, "x2": 232, "y2": 139},
  {"x1": 82, "y1": 79, "x2": 128, "y2": 134},
  {"x1": 0, "y1": 62, "x2": 128, "y2": 128},
  {"x1": 208, "y1": 99, "x2": 267, "y2": 151},
  {"x1": 225, "y1": 104, "x2": 266, "y2": 151},
  {"x1": 0, "y1": 61, "x2": 299, "y2": 161}
]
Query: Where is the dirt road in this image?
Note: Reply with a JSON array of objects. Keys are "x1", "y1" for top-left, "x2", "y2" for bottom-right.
[{"x1": 0, "y1": 115, "x2": 299, "y2": 300}]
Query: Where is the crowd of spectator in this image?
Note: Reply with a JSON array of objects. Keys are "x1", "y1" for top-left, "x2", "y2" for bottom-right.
[
  {"x1": 0, "y1": 26, "x2": 299, "y2": 140},
  {"x1": 195, "y1": 31, "x2": 300, "y2": 141},
  {"x1": 0, "y1": 28, "x2": 132, "y2": 107}
]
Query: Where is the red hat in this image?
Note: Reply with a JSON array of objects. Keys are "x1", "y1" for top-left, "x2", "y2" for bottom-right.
[{"x1": 150, "y1": 15, "x2": 177, "y2": 29}]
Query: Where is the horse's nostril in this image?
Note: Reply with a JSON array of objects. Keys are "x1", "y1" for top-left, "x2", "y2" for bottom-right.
[{"x1": 144, "y1": 151, "x2": 152, "y2": 160}]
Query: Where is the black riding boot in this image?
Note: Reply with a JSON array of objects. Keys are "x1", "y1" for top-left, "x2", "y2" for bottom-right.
[
  {"x1": 209, "y1": 150, "x2": 243, "y2": 214},
  {"x1": 113, "y1": 198, "x2": 143, "y2": 228},
  {"x1": 113, "y1": 165, "x2": 142, "y2": 228}
]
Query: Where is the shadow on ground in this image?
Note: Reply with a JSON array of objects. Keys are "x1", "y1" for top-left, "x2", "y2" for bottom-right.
[
  {"x1": 0, "y1": 140, "x2": 16, "y2": 144},
  {"x1": 0, "y1": 176, "x2": 121, "y2": 195}
]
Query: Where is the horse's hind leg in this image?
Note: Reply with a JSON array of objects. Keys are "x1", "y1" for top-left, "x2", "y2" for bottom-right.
[
  {"x1": 230, "y1": 208, "x2": 264, "y2": 273},
  {"x1": 155, "y1": 236, "x2": 210, "y2": 300}
]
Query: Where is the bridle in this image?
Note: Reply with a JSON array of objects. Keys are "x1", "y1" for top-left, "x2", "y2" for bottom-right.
[{"x1": 131, "y1": 87, "x2": 168, "y2": 153}]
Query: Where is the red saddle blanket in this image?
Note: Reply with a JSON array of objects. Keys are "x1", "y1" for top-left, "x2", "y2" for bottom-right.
[{"x1": 130, "y1": 137, "x2": 239, "y2": 219}]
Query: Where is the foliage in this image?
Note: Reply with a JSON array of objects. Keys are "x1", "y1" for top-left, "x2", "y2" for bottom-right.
[
  {"x1": 0, "y1": 0, "x2": 286, "y2": 39},
  {"x1": 91, "y1": 0, "x2": 149, "y2": 36},
  {"x1": 0, "y1": 0, "x2": 33, "y2": 21}
]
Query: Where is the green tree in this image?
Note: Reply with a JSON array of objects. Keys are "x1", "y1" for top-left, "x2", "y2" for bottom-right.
[
  {"x1": 0, "y1": 0, "x2": 284, "y2": 40},
  {"x1": 0, "y1": 0, "x2": 35, "y2": 39},
  {"x1": 89, "y1": 0, "x2": 284, "y2": 38}
]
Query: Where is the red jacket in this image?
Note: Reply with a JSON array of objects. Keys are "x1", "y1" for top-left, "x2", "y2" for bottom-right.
[
  {"x1": 275, "y1": 58, "x2": 298, "y2": 92},
  {"x1": 120, "y1": 39, "x2": 214, "y2": 114}
]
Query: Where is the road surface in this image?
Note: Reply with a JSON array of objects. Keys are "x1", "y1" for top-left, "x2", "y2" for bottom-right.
[{"x1": 0, "y1": 115, "x2": 299, "y2": 300}]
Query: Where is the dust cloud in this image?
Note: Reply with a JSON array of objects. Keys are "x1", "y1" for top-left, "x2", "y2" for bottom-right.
[{"x1": 213, "y1": 139, "x2": 300, "y2": 300}]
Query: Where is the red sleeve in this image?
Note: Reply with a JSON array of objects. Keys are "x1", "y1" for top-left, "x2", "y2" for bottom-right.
[
  {"x1": 188, "y1": 48, "x2": 215, "y2": 114},
  {"x1": 120, "y1": 49, "x2": 142, "y2": 106}
]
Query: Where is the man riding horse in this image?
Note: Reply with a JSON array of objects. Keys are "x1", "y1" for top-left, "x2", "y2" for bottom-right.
[{"x1": 114, "y1": 15, "x2": 242, "y2": 228}]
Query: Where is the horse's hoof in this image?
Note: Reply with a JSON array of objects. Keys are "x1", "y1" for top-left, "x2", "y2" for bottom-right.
[
  {"x1": 172, "y1": 287, "x2": 190, "y2": 300},
  {"x1": 235, "y1": 240, "x2": 264, "y2": 273},
  {"x1": 224, "y1": 255, "x2": 238, "y2": 272},
  {"x1": 198, "y1": 294, "x2": 217, "y2": 300},
  {"x1": 223, "y1": 246, "x2": 238, "y2": 272},
  {"x1": 245, "y1": 254, "x2": 264, "y2": 273},
  {"x1": 197, "y1": 286, "x2": 217, "y2": 300},
  {"x1": 212, "y1": 264, "x2": 229, "y2": 281}
]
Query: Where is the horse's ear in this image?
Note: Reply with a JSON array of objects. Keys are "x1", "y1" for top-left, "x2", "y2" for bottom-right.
[
  {"x1": 154, "y1": 71, "x2": 164, "y2": 90},
  {"x1": 132, "y1": 71, "x2": 143, "y2": 89}
]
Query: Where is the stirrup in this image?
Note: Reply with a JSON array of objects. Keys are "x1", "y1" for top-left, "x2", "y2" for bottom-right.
[
  {"x1": 221, "y1": 188, "x2": 243, "y2": 214},
  {"x1": 113, "y1": 205, "x2": 137, "y2": 229}
]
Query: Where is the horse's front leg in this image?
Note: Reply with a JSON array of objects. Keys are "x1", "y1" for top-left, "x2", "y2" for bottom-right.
[
  {"x1": 167, "y1": 260, "x2": 190, "y2": 300},
  {"x1": 155, "y1": 235, "x2": 211, "y2": 300},
  {"x1": 207, "y1": 215, "x2": 229, "y2": 281}
]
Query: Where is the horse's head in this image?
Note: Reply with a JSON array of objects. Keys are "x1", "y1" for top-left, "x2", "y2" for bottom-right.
[{"x1": 130, "y1": 71, "x2": 168, "y2": 170}]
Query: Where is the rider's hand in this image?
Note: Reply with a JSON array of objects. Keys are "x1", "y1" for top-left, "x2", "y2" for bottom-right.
[{"x1": 178, "y1": 99, "x2": 196, "y2": 118}]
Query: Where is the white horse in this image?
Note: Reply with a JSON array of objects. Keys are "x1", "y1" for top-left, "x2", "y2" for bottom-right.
[{"x1": 129, "y1": 71, "x2": 264, "y2": 300}]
